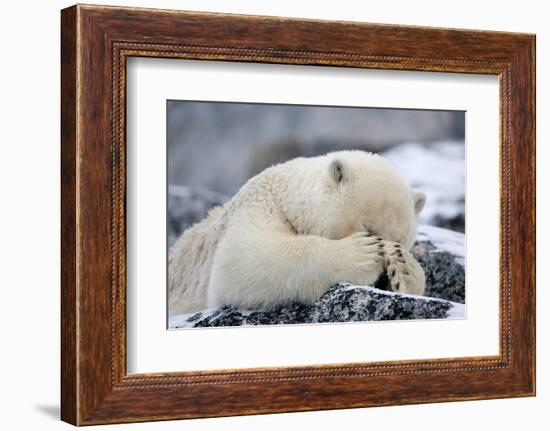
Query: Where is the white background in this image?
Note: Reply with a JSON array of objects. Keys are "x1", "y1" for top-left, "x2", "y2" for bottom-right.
[
  {"x1": 0, "y1": 0, "x2": 546, "y2": 430},
  {"x1": 127, "y1": 59, "x2": 499, "y2": 373}
]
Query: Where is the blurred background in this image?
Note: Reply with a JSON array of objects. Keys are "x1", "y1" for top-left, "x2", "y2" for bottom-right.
[{"x1": 167, "y1": 101, "x2": 465, "y2": 246}]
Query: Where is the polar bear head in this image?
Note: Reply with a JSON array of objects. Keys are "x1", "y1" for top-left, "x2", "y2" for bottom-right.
[{"x1": 288, "y1": 151, "x2": 426, "y2": 249}]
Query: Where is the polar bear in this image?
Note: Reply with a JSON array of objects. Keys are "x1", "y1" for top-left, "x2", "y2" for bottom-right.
[{"x1": 168, "y1": 150, "x2": 426, "y2": 316}]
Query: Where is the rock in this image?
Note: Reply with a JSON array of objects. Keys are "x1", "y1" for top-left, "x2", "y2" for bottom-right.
[
  {"x1": 170, "y1": 284, "x2": 463, "y2": 328},
  {"x1": 413, "y1": 225, "x2": 465, "y2": 303},
  {"x1": 169, "y1": 224, "x2": 466, "y2": 329}
]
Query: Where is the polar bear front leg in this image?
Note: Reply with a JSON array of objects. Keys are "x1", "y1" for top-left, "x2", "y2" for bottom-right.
[
  {"x1": 207, "y1": 229, "x2": 386, "y2": 309},
  {"x1": 383, "y1": 242, "x2": 426, "y2": 296}
]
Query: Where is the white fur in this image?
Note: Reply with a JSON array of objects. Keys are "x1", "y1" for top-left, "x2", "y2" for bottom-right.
[{"x1": 169, "y1": 151, "x2": 426, "y2": 315}]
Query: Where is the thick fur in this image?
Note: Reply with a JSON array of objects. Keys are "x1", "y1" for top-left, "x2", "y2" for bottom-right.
[{"x1": 169, "y1": 151, "x2": 426, "y2": 315}]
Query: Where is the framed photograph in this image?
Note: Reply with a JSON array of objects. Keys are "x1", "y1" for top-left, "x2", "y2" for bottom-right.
[
  {"x1": 61, "y1": 4, "x2": 535, "y2": 425},
  {"x1": 165, "y1": 100, "x2": 467, "y2": 330}
]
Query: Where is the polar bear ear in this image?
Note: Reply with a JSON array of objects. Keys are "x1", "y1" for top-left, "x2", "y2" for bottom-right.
[
  {"x1": 329, "y1": 159, "x2": 347, "y2": 184},
  {"x1": 413, "y1": 190, "x2": 426, "y2": 215}
]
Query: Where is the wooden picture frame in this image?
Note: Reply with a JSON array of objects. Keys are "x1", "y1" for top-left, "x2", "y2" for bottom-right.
[{"x1": 61, "y1": 4, "x2": 535, "y2": 425}]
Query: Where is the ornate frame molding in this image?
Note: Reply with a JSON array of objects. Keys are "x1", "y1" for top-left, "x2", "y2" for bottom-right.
[{"x1": 61, "y1": 5, "x2": 535, "y2": 425}]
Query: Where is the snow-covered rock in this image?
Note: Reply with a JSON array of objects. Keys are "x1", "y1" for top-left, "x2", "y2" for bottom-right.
[
  {"x1": 170, "y1": 284, "x2": 464, "y2": 328},
  {"x1": 169, "y1": 225, "x2": 466, "y2": 329},
  {"x1": 413, "y1": 225, "x2": 465, "y2": 303}
]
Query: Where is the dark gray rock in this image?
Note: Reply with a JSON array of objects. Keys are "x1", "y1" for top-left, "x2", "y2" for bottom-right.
[
  {"x1": 413, "y1": 225, "x2": 465, "y2": 304},
  {"x1": 413, "y1": 244, "x2": 465, "y2": 303},
  {"x1": 172, "y1": 283, "x2": 459, "y2": 328}
]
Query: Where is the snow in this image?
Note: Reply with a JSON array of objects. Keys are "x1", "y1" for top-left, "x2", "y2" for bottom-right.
[
  {"x1": 446, "y1": 302, "x2": 466, "y2": 320},
  {"x1": 417, "y1": 224, "x2": 465, "y2": 266},
  {"x1": 383, "y1": 141, "x2": 464, "y2": 226}
]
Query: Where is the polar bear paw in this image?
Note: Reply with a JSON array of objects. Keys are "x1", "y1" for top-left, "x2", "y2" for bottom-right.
[
  {"x1": 383, "y1": 241, "x2": 426, "y2": 296},
  {"x1": 335, "y1": 232, "x2": 386, "y2": 286}
]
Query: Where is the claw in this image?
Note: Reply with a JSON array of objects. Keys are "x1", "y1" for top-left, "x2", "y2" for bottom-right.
[{"x1": 374, "y1": 273, "x2": 390, "y2": 291}]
